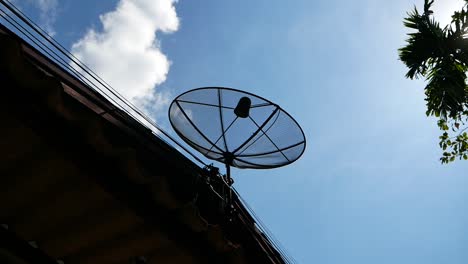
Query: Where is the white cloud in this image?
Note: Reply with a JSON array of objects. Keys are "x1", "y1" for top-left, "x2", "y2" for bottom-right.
[
  {"x1": 8, "y1": 0, "x2": 58, "y2": 36},
  {"x1": 71, "y1": 0, "x2": 179, "y2": 118},
  {"x1": 32, "y1": 0, "x2": 58, "y2": 36}
]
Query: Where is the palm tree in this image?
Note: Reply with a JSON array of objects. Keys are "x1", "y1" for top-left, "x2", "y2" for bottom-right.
[{"x1": 399, "y1": 0, "x2": 468, "y2": 163}]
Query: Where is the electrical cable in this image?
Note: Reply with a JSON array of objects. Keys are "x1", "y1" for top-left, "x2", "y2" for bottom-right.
[
  {"x1": 233, "y1": 188, "x2": 298, "y2": 264},
  {"x1": 0, "y1": 2, "x2": 297, "y2": 262},
  {"x1": 0, "y1": 0, "x2": 207, "y2": 167}
]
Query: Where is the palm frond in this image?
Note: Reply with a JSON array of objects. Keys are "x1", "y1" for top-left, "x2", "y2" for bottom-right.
[
  {"x1": 401, "y1": 0, "x2": 468, "y2": 163},
  {"x1": 399, "y1": 7, "x2": 445, "y2": 79},
  {"x1": 425, "y1": 59, "x2": 468, "y2": 118},
  {"x1": 424, "y1": 0, "x2": 434, "y2": 15}
]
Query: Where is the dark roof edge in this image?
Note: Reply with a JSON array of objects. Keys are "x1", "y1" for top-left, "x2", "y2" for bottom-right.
[{"x1": 0, "y1": 22, "x2": 288, "y2": 264}]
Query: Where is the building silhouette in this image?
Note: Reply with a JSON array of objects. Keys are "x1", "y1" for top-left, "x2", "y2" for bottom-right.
[{"x1": 0, "y1": 8, "x2": 290, "y2": 264}]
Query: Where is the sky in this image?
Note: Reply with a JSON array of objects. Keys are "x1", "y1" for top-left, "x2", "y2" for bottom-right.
[{"x1": 3, "y1": 0, "x2": 468, "y2": 263}]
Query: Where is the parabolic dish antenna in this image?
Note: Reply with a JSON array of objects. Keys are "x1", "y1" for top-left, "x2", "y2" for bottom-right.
[{"x1": 168, "y1": 87, "x2": 306, "y2": 182}]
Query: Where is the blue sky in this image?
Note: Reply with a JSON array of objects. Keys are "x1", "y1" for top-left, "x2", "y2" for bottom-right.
[{"x1": 4, "y1": 0, "x2": 468, "y2": 263}]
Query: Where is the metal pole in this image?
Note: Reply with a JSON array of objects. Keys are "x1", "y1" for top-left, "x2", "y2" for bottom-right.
[{"x1": 225, "y1": 163, "x2": 231, "y2": 184}]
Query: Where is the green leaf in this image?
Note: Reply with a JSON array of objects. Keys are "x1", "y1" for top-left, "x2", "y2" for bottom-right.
[{"x1": 400, "y1": 0, "x2": 468, "y2": 163}]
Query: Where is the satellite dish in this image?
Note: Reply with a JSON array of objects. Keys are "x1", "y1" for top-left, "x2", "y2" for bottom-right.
[{"x1": 168, "y1": 87, "x2": 306, "y2": 184}]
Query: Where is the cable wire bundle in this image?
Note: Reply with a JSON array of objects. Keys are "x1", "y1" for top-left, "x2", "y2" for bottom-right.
[
  {"x1": 0, "y1": 1, "x2": 297, "y2": 262},
  {"x1": 0, "y1": 0, "x2": 205, "y2": 166}
]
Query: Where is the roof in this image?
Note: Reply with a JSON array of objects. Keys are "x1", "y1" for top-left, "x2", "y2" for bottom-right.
[{"x1": 0, "y1": 20, "x2": 287, "y2": 264}]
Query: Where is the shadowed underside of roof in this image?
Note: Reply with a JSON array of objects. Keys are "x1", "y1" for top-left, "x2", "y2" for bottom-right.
[{"x1": 0, "y1": 23, "x2": 286, "y2": 264}]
